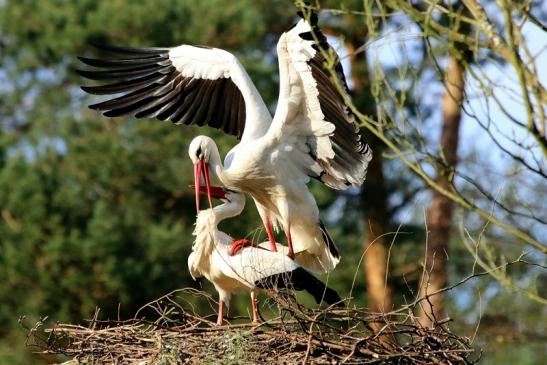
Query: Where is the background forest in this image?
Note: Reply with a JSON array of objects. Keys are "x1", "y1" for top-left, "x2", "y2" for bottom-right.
[{"x1": 0, "y1": 0, "x2": 545, "y2": 363}]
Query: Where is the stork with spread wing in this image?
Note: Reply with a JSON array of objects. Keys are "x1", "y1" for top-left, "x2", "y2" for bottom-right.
[{"x1": 79, "y1": 9, "x2": 372, "y2": 272}]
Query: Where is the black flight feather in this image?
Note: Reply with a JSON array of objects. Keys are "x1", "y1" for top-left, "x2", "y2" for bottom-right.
[{"x1": 78, "y1": 44, "x2": 247, "y2": 138}]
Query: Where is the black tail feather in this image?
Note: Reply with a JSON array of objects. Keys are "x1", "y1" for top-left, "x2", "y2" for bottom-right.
[
  {"x1": 255, "y1": 267, "x2": 344, "y2": 307},
  {"x1": 319, "y1": 220, "x2": 340, "y2": 259}
]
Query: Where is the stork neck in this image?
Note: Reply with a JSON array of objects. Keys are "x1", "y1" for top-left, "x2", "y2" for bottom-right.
[
  {"x1": 212, "y1": 197, "x2": 245, "y2": 224},
  {"x1": 206, "y1": 142, "x2": 223, "y2": 178}
]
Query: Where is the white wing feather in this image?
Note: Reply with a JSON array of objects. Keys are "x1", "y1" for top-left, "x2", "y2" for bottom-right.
[
  {"x1": 213, "y1": 247, "x2": 299, "y2": 287},
  {"x1": 269, "y1": 19, "x2": 372, "y2": 189}
]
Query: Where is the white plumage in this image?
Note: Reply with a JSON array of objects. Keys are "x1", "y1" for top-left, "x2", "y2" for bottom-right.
[
  {"x1": 189, "y1": 134, "x2": 340, "y2": 273},
  {"x1": 188, "y1": 187, "x2": 342, "y2": 325},
  {"x1": 79, "y1": 10, "x2": 372, "y2": 272}
]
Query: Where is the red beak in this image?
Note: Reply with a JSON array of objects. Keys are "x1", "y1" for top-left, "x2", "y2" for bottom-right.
[
  {"x1": 193, "y1": 159, "x2": 213, "y2": 211},
  {"x1": 205, "y1": 185, "x2": 227, "y2": 200},
  {"x1": 190, "y1": 185, "x2": 227, "y2": 200}
]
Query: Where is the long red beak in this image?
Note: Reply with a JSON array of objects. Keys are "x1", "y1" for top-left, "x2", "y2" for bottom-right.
[
  {"x1": 193, "y1": 159, "x2": 213, "y2": 211},
  {"x1": 190, "y1": 185, "x2": 227, "y2": 200}
]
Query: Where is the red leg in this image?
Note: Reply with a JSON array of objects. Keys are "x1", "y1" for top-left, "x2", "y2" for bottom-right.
[
  {"x1": 251, "y1": 292, "x2": 260, "y2": 323},
  {"x1": 263, "y1": 219, "x2": 278, "y2": 252},
  {"x1": 217, "y1": 299, "x2": 224, "y2": 326},
  {"x1": 286, "y1": 226, "x2": 295, "y2": 259}
]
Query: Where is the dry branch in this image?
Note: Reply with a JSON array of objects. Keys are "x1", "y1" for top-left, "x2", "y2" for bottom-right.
[{"x1": 23, "y1": 288, "x2": 479, "y2": 364}]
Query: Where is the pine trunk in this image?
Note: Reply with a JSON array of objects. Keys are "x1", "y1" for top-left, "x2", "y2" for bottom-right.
[
  {"x1": 418, "y1": 56, "x2": 466, "y2": 327},
  {"x1": 345, "y1": 31, "x2": 394, "y2": 318}
]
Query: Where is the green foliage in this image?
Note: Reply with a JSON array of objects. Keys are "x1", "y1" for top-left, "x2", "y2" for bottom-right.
[
  {"x1": 0, "y1": 119, "x2": 196, "y2": 324},
  {"x1": 1, "y1": 0, "x2": 544, "y2": 364},
  {"x1": 0, "y1": 1, "x2": 295, "y2": 363},
  {"x1": 0, "y1": 0, "x2": 283, "y2": 67}
]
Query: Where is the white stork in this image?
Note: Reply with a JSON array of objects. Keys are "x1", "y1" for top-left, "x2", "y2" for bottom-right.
[
  {"x1": 188, "y1": 185, "x2": 343, "y2": 325},
  {"x1": 79, "y1": 9, "x2": 372, "y2": 272}
]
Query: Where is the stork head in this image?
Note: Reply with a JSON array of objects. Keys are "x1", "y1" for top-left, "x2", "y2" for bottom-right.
[
  {"x1": 189, "y1": 135, "x2": 217, "y2": 212},
  {"x1": 189, "y1": 135, "x2": 216, "y2": 165}
]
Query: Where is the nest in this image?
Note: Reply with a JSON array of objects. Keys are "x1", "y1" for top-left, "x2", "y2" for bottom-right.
[{"x1": 24, "y1": 288, "x2": 480, "y2": 364}]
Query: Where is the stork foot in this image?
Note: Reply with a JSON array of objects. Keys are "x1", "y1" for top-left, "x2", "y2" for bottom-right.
[{"x1": 229, "y1": 239, "x2": 256, "y2": 256}]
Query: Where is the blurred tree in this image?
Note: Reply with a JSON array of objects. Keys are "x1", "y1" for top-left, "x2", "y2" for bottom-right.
[
  {"x1": 320, "y1": 0, "x2": 417, "y2": 322},
  {"x1": 0, "y1": 1, "x2": 296, "y2": 362},
  {"x1": 317, "y1": 1, "x2": 546, "y2": 363},
  {"x1": 417, "y1": 1, "x2": 472, "y2": 327},
  {"x1": 1, "y1": 0, "x2": 545, "y2": 363},
  {"x1": 346, "y1": 17, "x2": 394, "y2": 319},
  {"x1": 417, "y1": 53, "x2": 466, "y2": 326}
]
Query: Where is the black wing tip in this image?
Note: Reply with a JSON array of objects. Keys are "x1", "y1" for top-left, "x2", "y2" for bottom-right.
[
  {"x1": 80, "y1": 85, "x2": 100, "y2": 95},
  {"x1": 87, "y1": 101, "x2": 103, "y2": 111},
  {"x1": 296, "y1": 2, "x2": 318, "y2": 25},
  {"x1": 77, "y1": 68, "x2": 120, "y2": 82},
  {"x1": 88, "y1": 42, "x2": 170, "y2": 55},
  {"x1": 103, "y1": 109, "x2": 129, "y2": 117},
  {"x1": 295, "y1": 4, "x2": 329, "y2": 51},
  {"x1": 77, "y1": 56, "x2": 93, "y2": 65},
  {"x1": 75, "y1": 69, "x2": 104, "y2": 80}
]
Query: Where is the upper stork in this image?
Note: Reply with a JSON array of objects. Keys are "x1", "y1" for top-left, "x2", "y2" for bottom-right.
[{"x1": 79, "y1": 8, "x2": 372, "y2": 272}]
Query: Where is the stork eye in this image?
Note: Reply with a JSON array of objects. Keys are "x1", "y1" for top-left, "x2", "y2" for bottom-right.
[{"x1": 196, "y1": 146, "x2": 202, "y2": 159}]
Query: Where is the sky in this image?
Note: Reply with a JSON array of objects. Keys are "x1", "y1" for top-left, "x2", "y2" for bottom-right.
[{"x1": 344, "y1": 13, "x2": 547, "y2": 237}]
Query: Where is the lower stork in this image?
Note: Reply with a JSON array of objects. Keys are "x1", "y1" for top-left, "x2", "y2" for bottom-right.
[{"x1": 188, "y1": 186, "x2": 343, "y2": 325}]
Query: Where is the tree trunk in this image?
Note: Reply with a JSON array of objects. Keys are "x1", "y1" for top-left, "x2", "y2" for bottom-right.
[
  {"x1": 345, "y1": 31, "x2": 394, "y2": 319},
  {"x1": 362, "y1": 150, "x2": 393, "y2": 315},
  {"x1": 418, "y1": 56, "x2": 466, "y2": 327}
]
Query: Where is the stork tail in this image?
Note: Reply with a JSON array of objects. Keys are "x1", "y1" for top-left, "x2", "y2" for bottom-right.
[
  {"x1": 319, "y1": 220, "x2": 340, "y2": 259},
  {"x1": 255, "y1": 267, "x2": 344, "y2": 307}
]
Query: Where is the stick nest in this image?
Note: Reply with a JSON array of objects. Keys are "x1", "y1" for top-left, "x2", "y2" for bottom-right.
[{"x1": 24, "y1": 288, "x2": 480, "y2": 364}]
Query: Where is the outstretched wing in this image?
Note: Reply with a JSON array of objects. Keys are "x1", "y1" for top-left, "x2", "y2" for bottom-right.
[
  {"x1": 78, "y1": 44, "x2": 271, "y2": 141},
  {"x1": 270, "y1": 12, "x2": 372, "y2": 189}
]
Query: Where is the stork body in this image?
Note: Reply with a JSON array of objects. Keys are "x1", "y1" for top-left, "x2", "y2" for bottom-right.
[
  {"x1": 80, "y1": 10, "x2": 372, "y2": 272},
  {"x1": 188, "y1": 188, "x2": 342, "y2": 325},
  {"x1": 190, "y1": 135, "x2": 339, "y2": 272}
]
